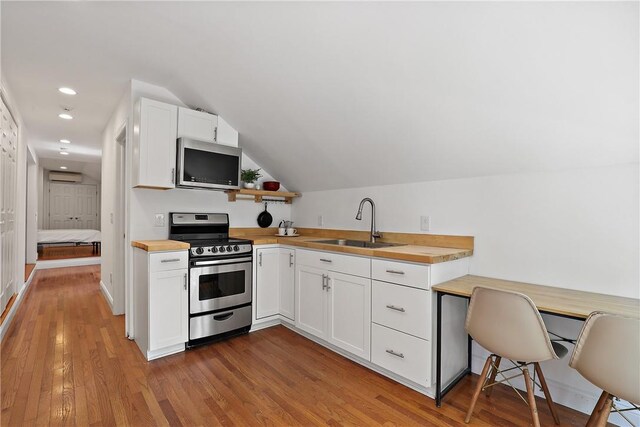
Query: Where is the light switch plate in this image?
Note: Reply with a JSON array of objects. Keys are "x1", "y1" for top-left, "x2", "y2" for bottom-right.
[
  {"x1": 317, "y1": 215, "x2": 324, "y2": 227},
  {"x1": 154, "y1": 213, "x2": 165, "y2": 227},
  {"x1": 420, "y1": 215, "x2": 431, "y2": 232}
]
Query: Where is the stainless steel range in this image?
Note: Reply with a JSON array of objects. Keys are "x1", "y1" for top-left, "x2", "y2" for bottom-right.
[{"x1": 169, "y1": 212, "x2": 252, "y2": 347}]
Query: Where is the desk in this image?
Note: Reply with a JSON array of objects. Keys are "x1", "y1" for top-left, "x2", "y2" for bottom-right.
[{"x1": 432, "y1": 275, "x2": 640, "y2": 407}]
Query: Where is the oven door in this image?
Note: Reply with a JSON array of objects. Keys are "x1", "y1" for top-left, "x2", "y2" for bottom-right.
[{"x1": 190, "y1": 257, "x2": 252, "y2": 314}]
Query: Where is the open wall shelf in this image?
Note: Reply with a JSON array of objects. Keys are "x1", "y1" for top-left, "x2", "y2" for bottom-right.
[{"x1": 225, "y1": 189, "x2": 301, "y2": 204}]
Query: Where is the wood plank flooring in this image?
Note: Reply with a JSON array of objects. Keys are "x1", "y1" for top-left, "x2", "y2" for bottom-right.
[
  {"x1": 39, "y1": 245, "x2": 100, "y2": 261},
  {"x1": 25, "y1": 264, "x2": 36, "y2": 281},
  {"x1": 1, "y1": 265, "x2": 595, "y2": 426}
]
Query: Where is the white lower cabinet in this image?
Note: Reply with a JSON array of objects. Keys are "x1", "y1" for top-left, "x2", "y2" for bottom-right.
[
  {"x1": 296, "y1": 253, "x2": 372, "y2": 361},
  {"x1": 133, "y1": 248, "x2": 189, "y2": 361},
  {"x1": 254, "y1": 247, "x2": 296, "y2": 323},
  {"x1": 371, "y1": 323, "x2": 431, "y2": 386}
]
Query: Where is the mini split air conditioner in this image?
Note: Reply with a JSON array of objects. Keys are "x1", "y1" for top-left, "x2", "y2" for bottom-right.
[{"x1": 49, "y1": 171, "x2": 82, "y2": 183}]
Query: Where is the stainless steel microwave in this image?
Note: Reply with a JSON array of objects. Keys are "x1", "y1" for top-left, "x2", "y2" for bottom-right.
[{"x1": 176, "y1": 138, "x2": 242, "y2": 190}]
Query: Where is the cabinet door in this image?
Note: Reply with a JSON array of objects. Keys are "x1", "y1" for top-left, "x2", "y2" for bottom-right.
[
  {"x1": 256, "y1": 248, "x2": 280, "y2": 319},
  {"x1": 327, "y1": 272, "x2": 371, "y2": 360},
  {"x1": 149, "y1": 269, "x2": 188, "y2": 350},
  {"x1": 177, "y1": 107, "x2": 217, "y2": 142},
  {"x1": 135, "y1": 98, "x2": 178, "y2": 189},
  {"x1": 295, "y1": 265, "x2": 327, "y2": 339},
  {"x1": 279, "y1": 249, "x2": 295, "y2": 320},
  {"x1": 216, "y1": 116, "x2": 238, "y2": 147}
]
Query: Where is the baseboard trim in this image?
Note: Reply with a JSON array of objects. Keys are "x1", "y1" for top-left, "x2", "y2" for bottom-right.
[
  {"x1": 0, "y1": 264, "x2": 38, "y2": 342},
  {"x1": 37, "y1": 257, "x2": 101, "y2": 270},
  {"x1": 100, "y1": 280, "x2": 114, "y2": 310}
]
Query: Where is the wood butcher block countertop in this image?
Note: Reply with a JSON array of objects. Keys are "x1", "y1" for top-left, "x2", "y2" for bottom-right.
[
  {"x1": 131, "y1": 240, "x2": 190, "y2": 252},
  {"x1": 230, "y1": 227, "x2": 474, "y2": 264}
]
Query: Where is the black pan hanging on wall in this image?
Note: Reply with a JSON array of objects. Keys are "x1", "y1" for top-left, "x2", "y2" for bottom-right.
[{"x1": 257, "y1": 203, "x2": 273, "y2": 228}]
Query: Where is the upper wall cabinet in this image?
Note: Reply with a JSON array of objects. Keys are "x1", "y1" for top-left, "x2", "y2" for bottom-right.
[
  {"x1": 177, "y1": 107, "x2": 217, "y2": 143},
  {"x1": 177, "y1": 107, "x2": 238, "y2": 147},
  {"x1": 132, "y1": 98, "x2": 178, "y2": 189}
]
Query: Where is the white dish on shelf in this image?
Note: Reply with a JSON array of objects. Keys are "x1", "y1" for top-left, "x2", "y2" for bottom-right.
[{"x1": 276, "y1": 233, "x2": 300, "y2": 237}]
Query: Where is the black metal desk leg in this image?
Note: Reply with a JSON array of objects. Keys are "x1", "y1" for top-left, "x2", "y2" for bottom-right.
[{"x1": 436, "y1": 291, "x2": 443, "y2": 407}]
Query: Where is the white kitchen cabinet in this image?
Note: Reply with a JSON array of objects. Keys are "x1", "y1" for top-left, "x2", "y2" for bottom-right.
[
  {"x1": 254, "y1": 247, "x2": 296, "y2": 324},
  {"x1": 132, "y1": 98, "x2": 178, "y2": 189},
  {"x1": 295, "y1": 264, "x2": 327, "y2": 339},
  {"x1": 296, "y1": 254, "x2": 371, "y2": 360},
  {"x1": 177, "y1": 107, "x2": 217, "y2": 142},
  {"x1": 216, "y1": 116, "x2": 239, "y2": 147},
  {"x1": 133, "y1": 248, "x2": 188, "y2": 360},
  {"x1": 256, "y1": 248, "x2": 280, "y2": 319},
  {"x1": 327, "y1": 272, "x2": 371, "y2": 359},
  {"x1": 279, "y1": 249, "x2": 295, "y2": 321}
]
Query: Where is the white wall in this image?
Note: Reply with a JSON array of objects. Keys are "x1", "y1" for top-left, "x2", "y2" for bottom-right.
[
  {"x1": 294, "y1": 163, "x2": 639, "y2": 299},
  {"x1": 25, "y1": 148, "x2": 38, "y2": 264}
]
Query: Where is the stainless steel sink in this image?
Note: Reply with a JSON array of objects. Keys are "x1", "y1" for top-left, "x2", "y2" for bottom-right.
[{"x1": 315, "y1": 239, "x2": 405, "y2": 249}]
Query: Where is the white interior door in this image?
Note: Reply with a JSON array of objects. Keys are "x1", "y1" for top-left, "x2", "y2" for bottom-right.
[
  {"x1": 0, "y1": 100, "x2": 17, "y2": 312},
  {"x1": 49, "y1": 183, "x2": 98, "y2": 229}
]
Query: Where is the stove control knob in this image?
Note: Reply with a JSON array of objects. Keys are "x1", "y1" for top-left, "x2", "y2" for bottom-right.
[
  {"x1": 233, "y1": 245, "x2": 240, "y2": 252},
  {"x1": 210, "y1": 247, "x2": 218, "y2": 253},
  {"x1": 219, "y1": 246, "x2": 226, "y2": 253},
  {"x1": 226, "y1": 245, "x2": 233, "y2": 252},
  {"x1": 195, "y1": 247, "x2": 204, "y2": 255}
]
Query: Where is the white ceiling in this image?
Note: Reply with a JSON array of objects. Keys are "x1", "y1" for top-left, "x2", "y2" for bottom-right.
[
  {"x1": 2, "y1": 2, "x2": 637, "y2": 191},
  {"x1": 38, "y1": 158, "x2": 101, "y2": 182}
]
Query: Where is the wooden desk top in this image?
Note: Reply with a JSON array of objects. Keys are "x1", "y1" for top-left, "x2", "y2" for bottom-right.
[{"x1": 432, "y1": 275, "x2": 640, "y2": 320}]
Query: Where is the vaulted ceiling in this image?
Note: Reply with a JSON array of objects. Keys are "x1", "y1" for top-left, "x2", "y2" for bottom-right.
[{"x1": 2, "y1": 2, "x2": 637, "y2": 191}]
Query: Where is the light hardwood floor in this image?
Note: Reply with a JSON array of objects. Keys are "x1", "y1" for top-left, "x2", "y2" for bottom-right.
[
  {"x1": 38, "y1": 245, "x2": 100, "y2": 261},
  {"x1": 1, "y1": 266, "x2": 595, "y2": 426}
]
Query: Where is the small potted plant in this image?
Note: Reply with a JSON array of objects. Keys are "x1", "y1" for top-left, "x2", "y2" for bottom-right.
[{"x1": 241, "y1": 168, "x2": 262, "y2": 189}]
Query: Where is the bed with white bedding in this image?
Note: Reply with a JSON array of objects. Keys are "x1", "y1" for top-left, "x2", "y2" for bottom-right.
[{"x1": 37, "y1": 229, "x2": 101, "y2": 254}]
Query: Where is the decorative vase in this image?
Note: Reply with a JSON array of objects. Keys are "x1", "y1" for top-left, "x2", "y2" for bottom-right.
[{"x1": 243, "y1": 182, "x2": 256, "y2": 189}]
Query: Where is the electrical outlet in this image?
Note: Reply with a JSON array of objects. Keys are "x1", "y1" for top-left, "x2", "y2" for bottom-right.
[
  {"x1": 110, "y1": 213, "x2": 114, "y2": 224},
  {"x1": 420, "y1": 215, "x2": 431, "y2": 232},
  {"x1": 154, "y1": 213, "x2": 165, "y2": 227},
  {"x1": 317, "y1": 215, "x2": 324, "y2": 227}
]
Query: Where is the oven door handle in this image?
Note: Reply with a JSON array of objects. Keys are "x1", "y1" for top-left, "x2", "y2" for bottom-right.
[
  {"x1": 213, "y1": 312, "x2": 234, "y2": 321},
  {"x1": 192, "y1": 257, "x2": 252, "y2": 266}
]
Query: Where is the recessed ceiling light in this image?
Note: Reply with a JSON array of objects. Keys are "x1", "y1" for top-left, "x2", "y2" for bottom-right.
[
  {"x1": 60, "y1": 166, "x2": 68, "y2": 170},
  {"x1": 58, "y1": 113, "x2": 73, "y2": 120},
  {"x1": 59, "y1": 139, "x2": 71, "y2": 144},
  {"x1": 58, "y1": 87, "x2": 77, "y2": 95},
  {"x1": 60, "y1": 151, "x2": 69, "y2": 156}
]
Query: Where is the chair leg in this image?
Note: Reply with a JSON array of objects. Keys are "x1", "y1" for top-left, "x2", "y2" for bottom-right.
[
  {"x1": 523, "y1": 367, "x2": 541, "y2": 427},
  {"x1": 465, "y1": 355, "x2": 493, "y2": 424},
  {"x1": 593, "y1": 393, "x2": 613, "y2": 427},
  {"x1": 534, "y1": 363, "x2": 560, "y2": 425},
  {"x1": 485, "y1": 356, "x2": 501, "y2": 397},
  {"x1": 586, "y1": 391, "x2": 609, "y2": 427}
]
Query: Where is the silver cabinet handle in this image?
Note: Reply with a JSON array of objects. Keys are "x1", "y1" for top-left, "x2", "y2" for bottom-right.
[
  {"x1": 161, "y1": 258, "x2": 181, "y2": 263},
  {"x1": 171, "y1": 167, "x2": 175, "y2": 184},
  {"x1": 386, "y1": 304, "x2": 406, "y2": 313},
  {"x1": 321, "y1": 274, "x2": 327, "y2": 290},
  {"x1": 319, "y1": 258, "x2": 332, "y2": 263},
  {"x1": 386, "y1": 349, "x2": 405, "y2": 358},
  {"x1": 386, "y1": 269, "x2": 405, "y2": 275},
  {"x1": 289, "y1": 253, "x2": 294, "y2": 267},
  {"x1": 325, "y1": 276, "x2": 331, "y2": 291},
  {"x1": 259, "y1": 252, "x2": 263, "y2": 266},
  {"x1": 183, "y1": 273, "x2": 187, "y2": 290}
]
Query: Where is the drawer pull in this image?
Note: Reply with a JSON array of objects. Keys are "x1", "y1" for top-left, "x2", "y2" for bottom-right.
[
  {"x1": 386, "y1": 269, "x2": 405, "y2": 275},
  {"x1": 386, "y1": 304, "x2": 406, "y2": 313},
  {"x1": 160, "y1": 258, "x2": 181, "y2": 263},
  {"x1": 385, "y1": 349, "x2": 405, "y2": 359},
  {"x1": 319, "y1": 258, "x2": 332, "y2": 263}
]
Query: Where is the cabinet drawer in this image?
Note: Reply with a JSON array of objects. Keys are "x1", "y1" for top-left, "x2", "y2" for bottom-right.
[
  {"x1": 371, "y1": 323, "x2": 431, "y2": 386},
  {"x1": 296, "y1": 249, "x2": 370, "y2": 278},
  {"x1": 150, "y1": 251, "x2": 189, "y2": 272},
  {"x1": 372, "y1": 280, "x2": 431, "y2": 340},
  {"x1": 372, "y1": 259, "x2": 430, "y2": 289}
]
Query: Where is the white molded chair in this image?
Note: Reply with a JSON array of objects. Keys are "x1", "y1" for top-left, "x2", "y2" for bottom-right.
[
  {"x1": 464, "y1": 287, "x2": 567, "y2": 427},
  {"x1": 569, "y1": 311, "x2": 640, "y2": 426}
]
